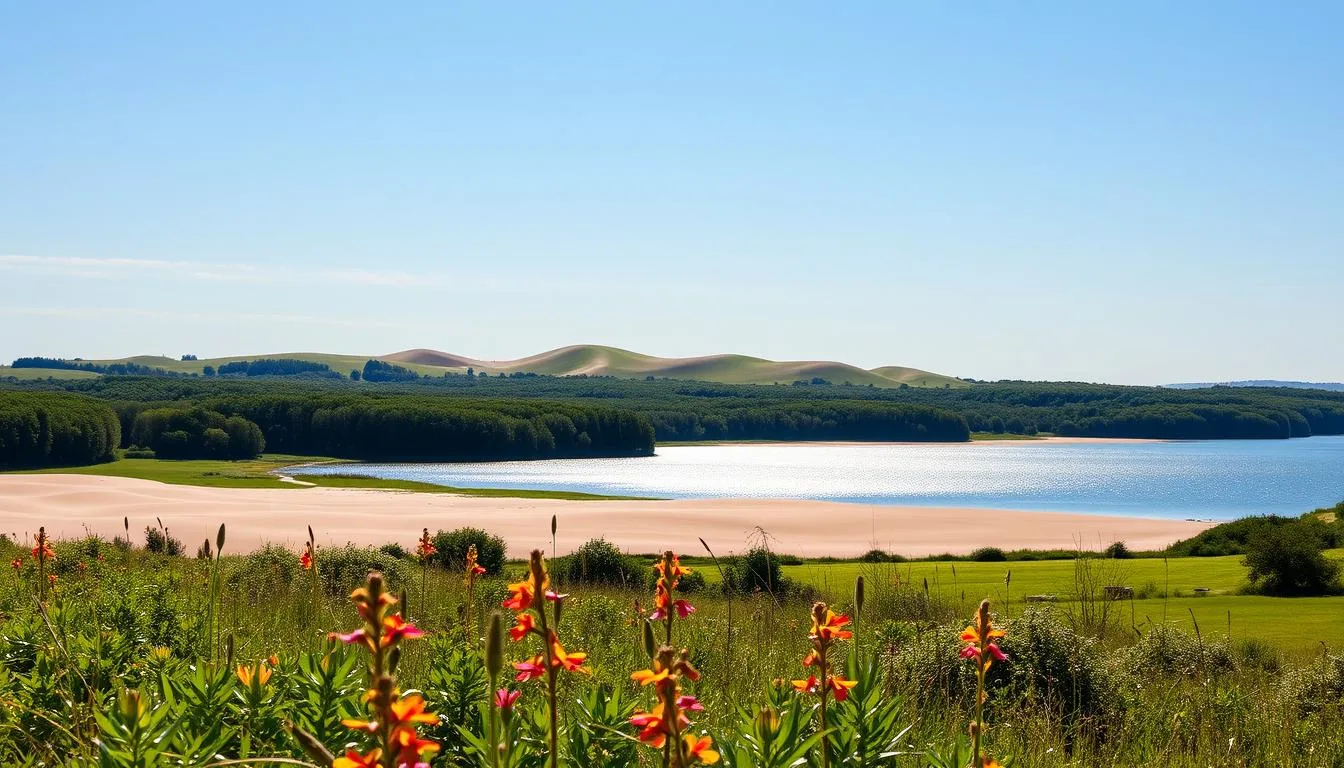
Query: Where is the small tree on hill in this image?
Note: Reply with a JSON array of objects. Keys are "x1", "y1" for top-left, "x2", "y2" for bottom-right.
[{"x1": 1243, "y1": 524, "x2": 1341, "y2": 596}]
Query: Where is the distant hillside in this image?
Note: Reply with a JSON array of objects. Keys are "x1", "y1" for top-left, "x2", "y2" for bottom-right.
[
  {"x1": 386, "y1": 344, "x2": 964, "y2": 388},
  {"x1": 10, "y1": 345, "x2": 964, "y2": 388},
  {"x1": 1167, "y1": 380, "x2": 1344, "y2": 393}
]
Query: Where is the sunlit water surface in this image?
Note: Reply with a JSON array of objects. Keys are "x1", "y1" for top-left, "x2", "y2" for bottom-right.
[{"x1": 293, "y1": 437, "x2": 1344, "y2": 520}]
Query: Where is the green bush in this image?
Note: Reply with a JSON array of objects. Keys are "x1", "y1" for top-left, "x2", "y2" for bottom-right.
[
  {"x1": 430, "y1": 528, "x2": 506, "y2": 575},
  {"x1": 1242, "y1": 523, "x2": 1342, "y2": 596},
  {"x1": 1104, "y1": 541, "x2": 1133, "y2": 559},
  {"x1": 1119, "y1": 625, "x2": 1236, "y2": 678},
  {"x1": 997, "y1": 608, "x2": 1127, "y2": 732},
  {"x1": 969, "y1": 546, "x2": 1007, "y2": 562},
  {"x1": 1280, "y1": 652, "x2": 1344, "y2": 717},
  {"x1": 315, "y1": 545, "x2": 408, "y2": 595},
  {"x1": 722, "y1": 547, "x2": 788, "y2": 595},
  {"x1": 124, "y1": 447, "x2": 156, "y2": 459},
  {"x1": 556, "y1": 538, "x2": 642, "y2": 587}
]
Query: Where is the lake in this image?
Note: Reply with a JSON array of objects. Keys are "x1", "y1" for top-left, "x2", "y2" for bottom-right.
[{"x1": 292, "y1": 437, "x2": 1344, "y2": 520}]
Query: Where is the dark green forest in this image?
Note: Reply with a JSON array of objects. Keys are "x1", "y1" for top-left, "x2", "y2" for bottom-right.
[{"x1": 0, "y1": 391, "x2": 121, "y2": 468}]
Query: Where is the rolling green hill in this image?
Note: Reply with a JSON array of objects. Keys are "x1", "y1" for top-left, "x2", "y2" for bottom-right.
[{"x1": 8, "y1": 345, "x2": 964, "y2": 388}]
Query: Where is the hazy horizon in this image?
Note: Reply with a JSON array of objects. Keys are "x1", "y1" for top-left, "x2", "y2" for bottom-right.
[{"x1": 3, "y1": 3, "x2": 1341, "y2": 385}]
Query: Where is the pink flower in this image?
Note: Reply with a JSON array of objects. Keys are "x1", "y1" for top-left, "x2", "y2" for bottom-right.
[
  {"x1": 676, "y1": 694, "x2": 703, "y2": 711},
  {"x1": 494, "y1": 688, "x2": 521, "y2": 710}
]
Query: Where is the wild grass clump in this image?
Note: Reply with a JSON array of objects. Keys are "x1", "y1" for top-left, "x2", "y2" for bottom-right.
[{"x1": 1119, "y1": 625, "x2": 1237, "y2": 678}]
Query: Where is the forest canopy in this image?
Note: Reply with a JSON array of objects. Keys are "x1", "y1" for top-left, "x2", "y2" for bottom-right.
[{"x1": 0, "y1": 391, "x2": 120, "y2": 468}]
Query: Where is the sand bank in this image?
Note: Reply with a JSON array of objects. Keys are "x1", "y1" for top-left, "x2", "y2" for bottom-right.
[
  {"x1": 668, "y1": 437, "x2": 1165, "y2": 448},
  {"x1": 2, "y1": 476, "x2": 1220, "y2": 559},
  {"x1": 0, "y1": 474, "x2": 1211, "y2": 558}
]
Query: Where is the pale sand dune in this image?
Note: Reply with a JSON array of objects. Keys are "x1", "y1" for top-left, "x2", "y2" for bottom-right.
[{"x1": 0, "y1": 475, "x2": 1213, "y2": 558}]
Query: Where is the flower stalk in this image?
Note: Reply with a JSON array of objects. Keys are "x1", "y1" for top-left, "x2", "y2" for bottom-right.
[{"x1": 960, "y1": 599, "x2": 1008, "y2": 768}]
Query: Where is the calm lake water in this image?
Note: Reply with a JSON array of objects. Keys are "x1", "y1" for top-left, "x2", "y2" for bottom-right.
[{"x1": 293, "y1": 437, "x2": 1344, "y2": 520}]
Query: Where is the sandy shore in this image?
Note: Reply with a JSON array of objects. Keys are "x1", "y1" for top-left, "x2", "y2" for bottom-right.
[{"x1": 0, "y1": 475, "x2": 1212, "y2": 558}]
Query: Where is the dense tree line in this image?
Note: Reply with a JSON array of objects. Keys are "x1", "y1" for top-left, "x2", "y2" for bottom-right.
[
  {"x1": 65, "y1": 385, "x2": 655, "y2": 460},
  {"x1": 130, "y1": 407, "x2": 266, "y2": 459},
  {"x1": 215, "y1": 359, "x2": 339, "y2": 378},
  {"x1": 361, "y1": 359, "x2": 420, "y2": 382},
  {"x1": 10, "y1": 357, "x2": 187, "y2": 377},
  {"x1": 12, "y1": 374, "x2": 1344, "y2": 443},
  {"x1": 0, "y1": 391, "x2": 120, "y2": 468}
]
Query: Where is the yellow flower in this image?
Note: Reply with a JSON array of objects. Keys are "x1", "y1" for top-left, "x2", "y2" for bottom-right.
[{"x1": 236, "y1": 662, "x2": 273, "y2": 687}]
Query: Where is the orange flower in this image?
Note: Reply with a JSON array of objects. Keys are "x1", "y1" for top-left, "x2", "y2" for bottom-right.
[
  {"x1": 631, "y1": 666, "x2": 672, "y2": 686},
  {"x1": 9, "y1": 557, "x2": 21, "y2": 572},
  {"x1": 502, "y1": 579, "x2": 534, "y2": 610},
  {"x1": 236, "y1": 662, "x2": 273, "y2": 687},
  {"x1": 549, "y1": 632, "x2": 589, "y2": 673},
  {"x1": 387, "y1": 693, "x2": 438, "y2": 729},
  {"x1": 810, "y1": 609, "x2": 853, "y2": 642},
  {"x1": 333, "y1": 749, "x2": 382, "y2": 768},
  {"x1": 417, "y1": 528, "x2": 438, "y2": 561},
  {"x1": 681, "y1": 733, "x2": 721, "y2": 765},
  {"x1": 47, "y1": 574, "x2": 57, "y2": 586},
  {"x1": 31, "y1": 533, "x2": 54, "y2": 561},
  {"x1": 509, "y1": 611, "x2": 536, "y2": 641},
  {"x1": 381, "y1": 614, "x2": 426, "y2": 646},
  {"x1": 653, "y1": 553, "x2": 692, "y2": 579},
  {"x1": 300, "y1": 543, "x2": 313, "y2": 570}
]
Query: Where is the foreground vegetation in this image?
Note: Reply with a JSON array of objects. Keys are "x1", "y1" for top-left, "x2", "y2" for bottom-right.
[{"x1": 3, "y1": 517, "x2": 1343, "y2": 767}]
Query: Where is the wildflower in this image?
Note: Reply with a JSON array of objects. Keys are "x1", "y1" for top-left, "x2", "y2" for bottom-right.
[
  {"x1": 300, "y1": 541, "x2": 314, "y2": 570},
  {"x1": 648, "y1": 551, "x2": 696, "y2": 640},
  {"x1": 500, "y1": 550, "x2": 585, "y2": 768},
  {"x1": 236, "y1": 662, "x2": 273, "y2": 687},
  {"x1": 31, "y1": 529, "x2": 54, "y2": 560},
  {"x1": 629, "y1": 647, "x2": 717, "y2": 764},
  {"x1": 464, "y1": 541, "x2": 484, "y2": 577},
  {"x1": 682, "y1": 734, "x2": 720, "y2": 765},
  {"x1": 333, "y1": 749, "x2": 382, "y2": 768},
  {"x1": 509, "y1": 611, "x2": 536, "y2": 641},
  {"x1": 494, "y1": 688, "x2": 521, "y2": 711},
  {"x1": 793, "y1": 602, "x2": 854, "y2": 768},
  {"x1": 382, "y1": 614, "x2": 427, "y2": 646},
  {"x1": 47, "y1": 574, "x2": 57, "y2": 587},
  {"x1": 962, "y1": 599, "x2": 1008, "y2": 768},
  {"x1": 9, "y1": 557, "x2": 21, "y2": 572},
  {"x1": 417, "y1": 528, "x2": 438, "y2": 562},
  {"x1": 514, "y1": 656, "x2": 546, "y2": 682},
  {"x1": 300, "y1": 572, "x2": 438, "y2": 768}
]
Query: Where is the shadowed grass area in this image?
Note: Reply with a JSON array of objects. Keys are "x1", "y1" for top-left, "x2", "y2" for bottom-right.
[
  {"x1": 8, "y1": 455, "x2": 656, "y2": 499},
  {"x1": 289, "y1": 472, "x2": 658, "y2": 500}
]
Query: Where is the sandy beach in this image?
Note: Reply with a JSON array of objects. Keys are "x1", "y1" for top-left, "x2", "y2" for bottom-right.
[{"x1": 0, "y1": 474, "x2": 1212, "y2": 558}]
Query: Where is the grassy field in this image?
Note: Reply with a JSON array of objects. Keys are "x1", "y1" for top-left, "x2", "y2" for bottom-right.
[
  {"x1": 0, "y1": 365, "x2": 101, "y2": 380},
  {"x1": 10, "y1": 455, "x2": 654, "y2": 499},
  {"x1": 776, "y1": 554, "x2": 1344, "y2": 656}
]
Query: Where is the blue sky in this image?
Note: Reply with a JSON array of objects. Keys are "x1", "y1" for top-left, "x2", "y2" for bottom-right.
[{"x1": 2, "y1": 2, "x2": 1340, "y2": 384}]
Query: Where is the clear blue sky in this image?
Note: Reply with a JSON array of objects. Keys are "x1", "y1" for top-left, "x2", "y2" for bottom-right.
[{"x1": 2, "y1": 2, "x2": 1341, "y2": 384}]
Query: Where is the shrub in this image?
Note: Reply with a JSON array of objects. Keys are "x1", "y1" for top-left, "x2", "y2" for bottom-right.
[
  {"x1": 124, "y1": 447, "x2": 156, "y2": 459},
  {"x1": 430, "y1": 528, "x2": 506, "y2": 575},
  {"x1": 969, "y1": 546, "x2": 1007, "y2": 562},
  {"x1": 1119, "y1": 625, "x2": 1236, "y2": 678},
  {"x1": 1243, "y1": 523, "x2": 1342, "y2": 595},
  {"x1": 722, "y1": 547, "x2": 787, "y2": 595},
  {"x1": 996, "y1": 608, "x2": 1127, "y2": 732},
  {"x1": 225, "y1": 544, "x2": 301, "y2": 593},
  {"x1": 1104, "y1": 541, "x2": 1133, "y2": 559},
  {"x1": 860, "y1": 548, "x2": 894, "y2": 563},
  {"x1": 144, "y1": 526, "x2": 184, "y2": 557},
  {"x1": 1280, "y1": 652, "x2": 1344, "y2": 717},
  {"x1": 316, "y1": 545, "x2": 408, "y2": 595},
  {"x1": 379, "y1": 542, "x2": 409, "y2": 559},
  {"x1": 556, "y1": 538, "x2": 642, "y2": 587}
]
